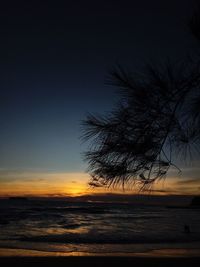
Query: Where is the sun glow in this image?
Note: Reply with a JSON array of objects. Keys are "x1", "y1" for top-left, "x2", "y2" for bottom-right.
[
  {"x1": 0, "y1": 168, "x2": 199, "y2": 198},
  {"x1": 0, "y1": 171, "x2": 90, "y2": 197},
  {"x1": 63, "y1": 183, "x2": 89, "y2": 196}
]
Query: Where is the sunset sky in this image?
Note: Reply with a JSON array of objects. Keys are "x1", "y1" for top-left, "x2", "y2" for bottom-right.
[{"x1": 0, "y1": 0, "x2": 199, "y2": 198}]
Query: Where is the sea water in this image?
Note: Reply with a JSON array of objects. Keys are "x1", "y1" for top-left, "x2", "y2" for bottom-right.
[{"x1": 0, "y1": 199, "x2": 199, "y2": 256}]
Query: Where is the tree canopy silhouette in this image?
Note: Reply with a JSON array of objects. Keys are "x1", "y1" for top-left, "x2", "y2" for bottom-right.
[{"x1": 82, "y1": 8, "x2": 200, "y2": 191}]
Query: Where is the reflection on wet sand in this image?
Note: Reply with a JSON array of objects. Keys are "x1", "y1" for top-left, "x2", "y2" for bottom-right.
[{"x1": 1, "y1": 248, "x2": 200, "y2": 257}]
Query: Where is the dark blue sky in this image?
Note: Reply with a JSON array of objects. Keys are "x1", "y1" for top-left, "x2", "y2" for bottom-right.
[{"x1": 0, "y1": 0, "x2": 197, "y2": 172}]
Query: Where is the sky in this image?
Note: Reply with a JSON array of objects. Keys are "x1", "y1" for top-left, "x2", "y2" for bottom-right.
[{"x1": 0, "y1": 0, "x2": 200, "y2": 198}]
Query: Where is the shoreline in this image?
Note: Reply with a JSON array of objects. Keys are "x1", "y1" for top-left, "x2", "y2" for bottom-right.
[
  {"x1": 0, "y1": 247, "x2": 200, "y2": 257},
  {"x1": 0, "y1": 255, "x2": 200, "y2": 267}
]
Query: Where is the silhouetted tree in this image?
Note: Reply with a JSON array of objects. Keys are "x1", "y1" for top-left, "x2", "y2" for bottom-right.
[{"x1": 82, "y1": 8, "x2": 200, "y2": 191}]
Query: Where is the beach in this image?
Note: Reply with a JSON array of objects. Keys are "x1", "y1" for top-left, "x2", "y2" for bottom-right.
[
  {"x1": 1, "y1": 198, "x2": 200, "y2": 266},
  {"x1": 0, "y1": 256, "x2": 200, "y2": 267},
  {"x1": 0, "y1": 199, "x2": 200, "y2": 257}
]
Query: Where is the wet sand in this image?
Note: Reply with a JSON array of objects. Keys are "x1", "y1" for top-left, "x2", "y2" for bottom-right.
[
  {"x1": 0, "y1": 256, "x2": 200, "y2": 267},
  {"x1": 0, "y1": 247, "x2": 200, "y2": 267}
]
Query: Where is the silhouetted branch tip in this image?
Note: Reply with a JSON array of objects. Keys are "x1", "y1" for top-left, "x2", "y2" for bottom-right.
[{"x1": 82, "y1": 7, "x2": 200, "y2": 191}]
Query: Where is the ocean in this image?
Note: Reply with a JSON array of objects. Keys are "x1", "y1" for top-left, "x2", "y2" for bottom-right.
[{"x1": 0, "y1": 199, "x2": 200, "y2": 256}]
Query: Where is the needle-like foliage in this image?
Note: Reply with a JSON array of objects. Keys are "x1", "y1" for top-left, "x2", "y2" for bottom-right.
[{"x1": 82, "y1": 9, "x2": 200, "y2": 191}]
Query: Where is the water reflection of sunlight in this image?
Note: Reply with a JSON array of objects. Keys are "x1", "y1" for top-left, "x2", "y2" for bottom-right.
[
  {"x1": 64, "y1": 227, "x2": 89, "y2": 234},
  {"x1": 45, "y1": 226, "x2": 89, "y2": 235}
]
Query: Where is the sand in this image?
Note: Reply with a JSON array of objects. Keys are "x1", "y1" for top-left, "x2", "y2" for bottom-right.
[
  {"x1": 0, "y1": 247, "x2": 200, "y2": 267},
  {"x1": 0, "y1": 256, "x2": 200, "y2": 267}
]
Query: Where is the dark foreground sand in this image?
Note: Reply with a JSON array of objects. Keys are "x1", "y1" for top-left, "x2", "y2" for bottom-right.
[{"x1": 0, "y1": 257, "x2": 200, "y2": 267}]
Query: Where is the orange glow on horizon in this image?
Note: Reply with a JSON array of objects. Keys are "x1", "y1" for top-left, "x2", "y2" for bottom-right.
[{"x1": 0, "y1": 170, "x2": 199, "y2": 198}]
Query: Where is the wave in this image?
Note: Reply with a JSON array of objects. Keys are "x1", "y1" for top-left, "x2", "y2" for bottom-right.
[{"x1": 17, "y1": 232, "x2": 200, "y2": 244}]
